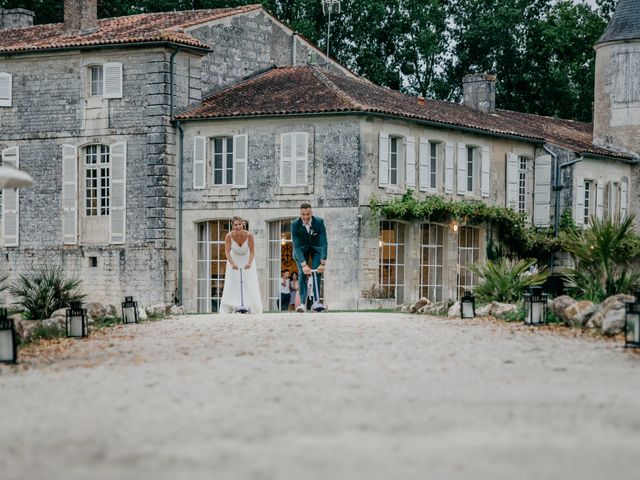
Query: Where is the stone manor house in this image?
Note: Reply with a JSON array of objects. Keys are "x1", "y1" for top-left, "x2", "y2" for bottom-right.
[{"x1": 1, "y1": 0, "x2": 638, "y2": 312}]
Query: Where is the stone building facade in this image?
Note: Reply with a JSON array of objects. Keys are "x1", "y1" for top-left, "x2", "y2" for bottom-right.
[
  {"x1": 0, "y1": 2, "x2": 345, "y2": 308},
  {"x1": 1, "y1": 1, "x2": 638, "y2": 312}
]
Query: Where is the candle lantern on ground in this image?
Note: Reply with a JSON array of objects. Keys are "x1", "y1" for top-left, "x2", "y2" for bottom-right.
[
  {"x1": 66, "y1": 302, "x2": 88, "y2": 338},
  {"x1": 460, "y1": 290, "x2": 475, "y2": 319},
  {"x1": 523, "y1": 286, "x2": 548, "y2": 326},
  {"x1": 0, "y1": 308, "x2": 17, "y2": 364},
  {"x1": 624, "y1": 291, "x2": 640, "y2": 349},
  {"x1": 121, "y1": 296, "x2": 139, "y2": 324}
]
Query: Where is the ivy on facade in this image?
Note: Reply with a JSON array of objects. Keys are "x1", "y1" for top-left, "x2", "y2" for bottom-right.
[{"x1": 369, "y1": 191, "x2": 561, "y2": 259}]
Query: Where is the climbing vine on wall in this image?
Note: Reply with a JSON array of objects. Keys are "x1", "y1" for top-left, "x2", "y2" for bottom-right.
[{"x1": 369, "y1": 191, "x2": 561, "y2": 259}]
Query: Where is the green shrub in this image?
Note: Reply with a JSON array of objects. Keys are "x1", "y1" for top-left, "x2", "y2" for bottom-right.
[
  {"x1": 561, "y1": 214, "x2": 640, "y2": 302},
  {"x1": 25, "y1": 323, "x2": 66, "y2": 343},
  {"x1": 469, "y1": 258, "x2": 550, "y2": 303},
  {"x1": 9, "y1": 264, "x2": 86, "y2": 320}
]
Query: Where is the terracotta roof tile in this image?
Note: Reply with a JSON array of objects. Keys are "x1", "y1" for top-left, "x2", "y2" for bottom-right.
[
  {"x1": 0, "y1": 5, "x2": 261, "y2": 53},
  {"x1": 177, "y1": 66, "x2": 634, "y2": 160}
]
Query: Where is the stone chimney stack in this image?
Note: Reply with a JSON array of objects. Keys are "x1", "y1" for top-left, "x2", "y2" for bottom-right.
[
  {"x1": 0, "y1": 8, "x2": 35, "y2": 29},
  {"x1": 64, "y1": 0, "x2": 97, "y2": 34},
  {"x1": 463, "y1": 72, "x2": 496, "y2": 114}
]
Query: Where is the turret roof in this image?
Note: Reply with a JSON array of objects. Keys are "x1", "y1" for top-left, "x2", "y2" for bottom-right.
[{"x1": 597, "y1": 0, "x2": 640, "y2": 44}]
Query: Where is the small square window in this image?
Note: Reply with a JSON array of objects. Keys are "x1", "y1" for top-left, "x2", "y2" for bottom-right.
[{"x1": 89, "y1": 256, "x2": 98, "y2": 267}]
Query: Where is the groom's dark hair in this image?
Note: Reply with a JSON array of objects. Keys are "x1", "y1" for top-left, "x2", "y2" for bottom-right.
[{"x1": 300, "y1": 202, "x2": 311, "y2": 210}]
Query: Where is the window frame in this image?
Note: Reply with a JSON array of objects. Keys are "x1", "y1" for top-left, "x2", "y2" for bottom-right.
[
  {"x1": 211, "y1": 136, "x2": 234, "y2": 186},
  {"x1": 428, "y1": 141, "x2": 440, "y2": 190},
  {"x1": 517, "y1": 155, "x2": 529, "y2": 214},
  {"x1": 89, "y1": 65, "x2": 104, "y2": 97},
  {"x1": 83, "y1": 144, "x2": 111, "y2": 217},
  {"x1": 466, "y1": 146, "x2": 476, "y2": 193},
  {"x1": 583, "y1": 179, "x2": 594, "y2": 224},
  {"x1": 388, "y1": 136, "x2": 401, "y2": 186}
]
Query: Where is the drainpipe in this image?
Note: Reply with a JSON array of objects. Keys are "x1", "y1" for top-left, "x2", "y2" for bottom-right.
[
  {"x1": 544, "y1": 145, "x2": 583, "y2": 238},
  {"x1": 169, "y1": 47, "x2": 184, "y2": 305}
]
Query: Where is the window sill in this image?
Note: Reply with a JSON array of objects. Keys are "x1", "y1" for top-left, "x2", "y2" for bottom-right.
[
  {"x1": 383, "y1": 185, "x2": 403, "y2": 195},
  {"x1": 203, "y1": 187, "x2": 239, "y2": 197},
  {"x1": 274, "y1": 185, "x2": 311, "y2": 195}
]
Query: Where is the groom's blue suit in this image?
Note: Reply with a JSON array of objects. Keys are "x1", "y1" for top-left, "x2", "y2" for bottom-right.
[{"x1": 291, "y1": 216, "x2": 328, "y2": 305}]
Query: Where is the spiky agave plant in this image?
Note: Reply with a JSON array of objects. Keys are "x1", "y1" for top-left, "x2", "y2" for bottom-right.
[
  {"x1": 469, "y1": 257, "x2": 549, "y2": 303},
  {"x1": 8, "y1": 264, "x2": 86, "y2": 320}
]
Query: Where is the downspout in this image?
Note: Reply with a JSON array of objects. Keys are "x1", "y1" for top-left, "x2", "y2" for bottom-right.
[
  {"x1": 543, "y1": 145, "x2": 583, "y2": 238},
  {"x1": 170, "y1": 47, "x2": 184, "y2": 305}
]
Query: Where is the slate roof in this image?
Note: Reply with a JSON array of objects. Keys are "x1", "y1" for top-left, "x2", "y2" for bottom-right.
[
  {"x1": 598, "y1": 0, "x2": 640, "y2": 44},
  {"x1": 177, "y1": 66, "x2": 634, "y2": 160},
  {"x1": 0, "y1": 5, "x2": 261, "y2": 54}
]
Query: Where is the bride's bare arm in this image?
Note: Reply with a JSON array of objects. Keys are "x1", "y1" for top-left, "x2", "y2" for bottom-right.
[
  {"x1": 246, "y1": 232, "x2": 255, "y2": 268},
  {"x1": 225, "y1": 233, "x2": 238, "y2": 269}
]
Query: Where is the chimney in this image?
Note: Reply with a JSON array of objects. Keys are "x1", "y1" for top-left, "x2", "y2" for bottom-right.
[
  {"x1": 463, "y1": 72, "x2": 496, "y2": 114},
  {"x1": 64, "y1": 0, "x2": 97, "y2": 34},
  {"x1": 0, "y1": 8, "x2": 35, "y2": 30}
]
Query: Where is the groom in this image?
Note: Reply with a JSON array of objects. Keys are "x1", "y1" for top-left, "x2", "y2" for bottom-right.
[{"x1": 291, "y1": 202, "x2": 328, "y2": 312}]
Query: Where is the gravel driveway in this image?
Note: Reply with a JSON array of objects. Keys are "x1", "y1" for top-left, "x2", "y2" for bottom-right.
[{"x1": 1, "y1": 312, "x2": 639, "y2": 480}]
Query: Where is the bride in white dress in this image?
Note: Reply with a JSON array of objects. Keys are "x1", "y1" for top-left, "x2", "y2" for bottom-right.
[{"x1": 219, "y1": 216, "x2": 263, "y2": 314}]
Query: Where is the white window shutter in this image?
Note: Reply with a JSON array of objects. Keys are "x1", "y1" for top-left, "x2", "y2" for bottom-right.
[
  {"x1": 61, "y1": 144, "x2": 78, "y2": 245},
  {"x1": 233, "y1": 134, "x2": 248, "y2": 188},
  {"x1": 575, "y1": 176, "x2": 585, "y2": 226},
  {"x1": 1, "y1": 147, "x2": 19, "y2": 247},
  {"x1": 596, "y1": 180, "x2": 604, "y2": 219},
  {"x1": 110, "y1": 142, "x2": 126, "y2": 244},
  {"x1": 607, "y1": 181, "x2": 614, "y2": 218},
  {"x1": 444, "y1": 142, "x2": 454, "y2": 193},
  {"x1": 378, "y1": 132, "x2": 389, "y2": 187},
  {"x1": 456, "y1": 143, "x2": 467, "y2": 195},
  {"x1": 505, "y1": 152, "x2": 519, "y2": 209},
  {"x1": 103, "y1": 62, "x2": 123, "y2": 99},
  {"x1": 533, "y1": 154, "x2": 552, "y2": 227},
  {"x1": 405, "y1": 136, "x2": 416, "y2": 189},
  {"x1": 418, "y1": 138, "x2": 429, "y2": 192},
  {"x1": 0, "y1": 72, "x2": 12, "y2": 107},
  {"x1": 481, "y1": 147, "x2": 490, "y2": 198},
  {"x1": 192, "y1": 136, "x2": 206, "y2": 189},
  {"x1": 621, "y1": 178, "x2": 628, "y2": 219},
  {"x1": 280, "y1": 133, "x2": 293, "y2": 186},
  {"x1": 294, "y1": 132, "x2": 308, "y2": 186}
]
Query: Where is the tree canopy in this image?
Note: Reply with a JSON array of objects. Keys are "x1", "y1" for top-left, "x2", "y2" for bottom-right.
[{"x1": 0, "y1": 0, "x2": 617, "y2": 121}]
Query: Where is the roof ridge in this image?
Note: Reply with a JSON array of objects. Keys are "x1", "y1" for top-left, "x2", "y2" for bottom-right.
[{"x1": 309, "y1": 67, "x2": 363, "y2": 110}]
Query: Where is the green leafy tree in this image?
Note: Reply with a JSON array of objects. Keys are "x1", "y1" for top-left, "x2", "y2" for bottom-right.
[{"x1": 562, "y1": 215, "x2": 640, "y2": 302}]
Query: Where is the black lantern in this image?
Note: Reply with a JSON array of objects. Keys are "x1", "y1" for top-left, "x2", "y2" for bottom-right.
[
  {"x1": 460, "y1": 290, "x2": 475, "y2": 319},
  {"x1": 624, "y1": 291, "x2": 640, "y2": 349},
  {"x1": 0, "y1": 308, "x2": 17, "y2": 364},
  {"x1": 523, "y1": 286, "x2": 548, "y2": 326},
  {"x1": 66, "y1": 302, "x2": 88, "y2": 338},
  {"x1": 121, "y1": 296, "x2": 139, "y2": 324}
]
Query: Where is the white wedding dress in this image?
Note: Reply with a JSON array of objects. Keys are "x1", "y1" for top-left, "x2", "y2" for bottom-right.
[{"x1": 219, "y1": 239, "x2": 263, "y2": 314}]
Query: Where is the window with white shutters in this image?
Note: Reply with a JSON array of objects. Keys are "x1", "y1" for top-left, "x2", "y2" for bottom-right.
[
  {"x1": 0, "y1": 72, "x2": 12, "y2": 107},
  {"x1": 280, "y1": 132, "x2": 308, "y2": 186},
  {"x1": 583, "y1": 180, "x2": 594, "y2": 225},
  {"x1": 86, "y1": 63, "x2": 122, "y2": 99},
  {"x1": 419, "y1": 141, "x2": 441, "y2": 192}
]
